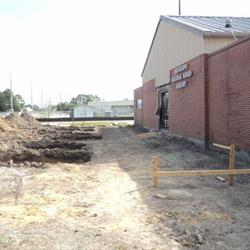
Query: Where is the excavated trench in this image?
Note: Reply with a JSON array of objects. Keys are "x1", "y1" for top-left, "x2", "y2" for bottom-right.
[
  {"x1": 38, "y1": 126, "x2": 102, "y2": 141},
  {"x1": 16, "y1": 139, "x2": 93, "y2": 163},
  {"x1": 0, "y1": 124, "x2": 102, "y2": 164}
]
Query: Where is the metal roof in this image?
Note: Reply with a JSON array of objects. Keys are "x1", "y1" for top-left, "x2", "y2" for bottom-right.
[
  {"x1": 141, "y1": 15, "x2": 250, "y2": 76},
  {"x1": 161, "y1": 16, "x2": 250, "y2": 36}
]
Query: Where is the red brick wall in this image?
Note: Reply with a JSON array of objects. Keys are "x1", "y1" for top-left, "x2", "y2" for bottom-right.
[
  {"x1": 208, "y1": 38, "x2": 250, "y2": 150},
  {"x1": 142, "y1": 79, "x2": 159, "y2": 129},
  {"x1": 134, "y1": 87, "x2": 143, "y2": 126},
  {"x1": 169, "y1": 55, "x2": 207, "y2": 141}
]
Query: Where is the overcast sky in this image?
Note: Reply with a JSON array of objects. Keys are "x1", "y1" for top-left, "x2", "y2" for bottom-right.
[{"x1": 0, "y1": 0, "x2": 249, "y2": 106}]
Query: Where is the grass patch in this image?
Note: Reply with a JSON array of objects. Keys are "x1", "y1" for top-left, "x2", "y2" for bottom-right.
[{"x1": 80, "y1": 121, "x2": 114, "y2": 127}]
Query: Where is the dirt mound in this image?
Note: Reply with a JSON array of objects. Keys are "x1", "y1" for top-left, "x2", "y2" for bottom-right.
[
  {"x1": 21, "y1": 113, "x2": 41, "y2": 129},
  {"x1": 24, "y1": 139, "x2": 88, "y2": 150},
  {"x1": 0, "y1": 116, "x2": 28, "y2": 141},
  {"x1": 0, "y1": 117, "x2": 13, "y2": 132},
  {"x1": 4, "y1": 112, "x2": 41, "y2": 130},
  {"x1": 5, "y1": 146, "x2": 92, "y2": 163}
]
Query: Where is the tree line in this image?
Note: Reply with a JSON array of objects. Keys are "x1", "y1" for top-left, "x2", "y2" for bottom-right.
[
  {"x1": 0, "y1": 89, "x2": 101, "y2": 112},
  {"x1": 56, "y1": 94, "x2": 101, "y2": 111},
  {"x1": 0, "y1": 89, "x2": 25, "y2": 112}
]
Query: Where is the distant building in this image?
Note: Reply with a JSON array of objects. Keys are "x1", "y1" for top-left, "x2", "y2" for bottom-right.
[
  {"x1": 74, "y1": 100, "x2": 134, "y2": 118},
  {"x1": 73, "y1": 104, "x2": 97, "y2": 118}
]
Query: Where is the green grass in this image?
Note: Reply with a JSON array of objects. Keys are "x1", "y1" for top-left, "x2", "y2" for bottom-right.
[
  {"x1": 78, "y1": 121, "x2": 130, "y2": 127},
  {"x1": 79, "y1": 121, "x2": 114, "y2": 127}
]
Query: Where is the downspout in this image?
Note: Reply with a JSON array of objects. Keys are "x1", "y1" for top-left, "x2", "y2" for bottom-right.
[{"x1": 204, "y1": 54, "x2": 210, "y2": 148}]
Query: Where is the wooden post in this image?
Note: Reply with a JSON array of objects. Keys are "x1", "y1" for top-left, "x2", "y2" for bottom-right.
[
  {"x1": 152, "y1": 156, "x2": 160, "y2": 188},
  {"x1": 229, "y1": 144, "x2": 235, "y2": 186}
]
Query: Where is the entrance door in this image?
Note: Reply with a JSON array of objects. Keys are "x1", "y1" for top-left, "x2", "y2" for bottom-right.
[{"x1": 159, "y1": 92, "x2": 168, "y2": 129}]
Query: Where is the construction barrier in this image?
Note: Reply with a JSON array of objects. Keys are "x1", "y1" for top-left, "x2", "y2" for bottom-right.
[{"x1": 152, "y1": 143, "x2": 250, "y2": 188}]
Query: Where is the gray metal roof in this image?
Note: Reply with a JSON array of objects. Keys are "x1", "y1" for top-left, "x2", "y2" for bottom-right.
[
  {"x1": 141, "y1": 15, "x2": 250, "y2": 76},
  {"x1": 161, "y1": 15, "x2": 250, "y2": 36}
]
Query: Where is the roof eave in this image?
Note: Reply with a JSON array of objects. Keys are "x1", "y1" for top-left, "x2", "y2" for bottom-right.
[
  {"x1": 203, "y1": 31, "x2": 250, "y2": 38},
  {"x1": 160, "y1": 15, "x2": 204, "y2": 35}
]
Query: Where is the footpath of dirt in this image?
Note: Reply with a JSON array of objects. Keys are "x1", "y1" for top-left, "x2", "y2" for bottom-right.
[{"x1": 0, "y1": 126, "x2": 249, "y2": 250}]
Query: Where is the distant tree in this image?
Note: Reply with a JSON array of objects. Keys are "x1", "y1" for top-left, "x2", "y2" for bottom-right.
[
  {"x1": 24, "y1": 104, "x2": 40, "y2": 112},
  {"x1": 70, "y1": 94, "x2": 100, "y2": 106},
  {"x1": 56, "y1": 102, "x2": 73, "y2": 111},
  {"x1": 14, "y1": 94, "x2": 25, "y2": 111},
  {"x1": 55, "y1": 94, "x2": 101, "y2": 111},
  {"x1": 32, "y1": 105, "x2": 40, "y2": 111},
  {"x1": 0, "y1": 89, "x2": 25, "y2": 112}
]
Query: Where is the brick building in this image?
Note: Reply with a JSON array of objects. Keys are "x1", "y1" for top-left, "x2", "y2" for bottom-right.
[
  {"x1": 169, "y1": 37, "x2": 250, "y2": 150},
  {"x1": 134, "y1": 16, "x2": 250, "y2": 150},
  {"x1": 135, "y1": 15, "x2": 250, "y2": 130}
]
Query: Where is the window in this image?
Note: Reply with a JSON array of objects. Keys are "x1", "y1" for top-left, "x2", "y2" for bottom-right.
[{"x1": 137, "y1": 99, "x2": 142, "y2": 109}]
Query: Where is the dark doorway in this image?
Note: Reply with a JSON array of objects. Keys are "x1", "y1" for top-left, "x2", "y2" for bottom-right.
[{"x1": 159, "y1": 92, "x2": 168, "y2": 129}]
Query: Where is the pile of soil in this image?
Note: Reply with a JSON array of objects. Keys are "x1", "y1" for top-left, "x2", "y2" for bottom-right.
[
  {"x1": 20, "y1": 112, "x2": 42, "y2": 129},
  {"x1": 0, "y1": 117, "x2": 13, "y2": 132},
  {"x1": 4, "y1": 112, "x2": 41, "y2": 131},
  {"x1": 0, "y1": 113, "x2": 102, "y2": 164}
]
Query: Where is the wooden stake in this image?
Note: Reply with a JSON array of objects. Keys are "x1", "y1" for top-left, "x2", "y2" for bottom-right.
[
  {"x1": 229, "y1": 144, "x2": 235, "y2": 186},
  {"x1": 156, "y1": 169, "x2": 250, "y2": 177},
  {"x1": 152, "y1": 156, "x2": 159, "y2": 188},
  {"x1": 212, "y1": 143, "x2": 231, "y2": 150}
]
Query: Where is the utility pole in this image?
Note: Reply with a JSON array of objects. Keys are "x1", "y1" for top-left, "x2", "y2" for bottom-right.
[
  {"x1": 9, "y1": 71, "x2": 14, "y2": 112},
  {"x1": 48, "y1": 93, "x2": 52, "y2": 118},
  {"x1": 178, "y1": 0, "x2": 181, "y2": 15},
  {"x1": 30, "y1": 82, "x2": 33, "y2": 110},
  {"x1": 41, "y1": 89, "x2": 43, "y2": 109},
  {"x1": 59, "y1": 92, "x2": 63, "y2": 117}
]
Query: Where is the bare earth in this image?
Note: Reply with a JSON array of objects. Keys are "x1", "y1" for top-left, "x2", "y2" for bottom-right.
[{"x1": 0, "y1": 126, "x2": 250, "y2": 250}]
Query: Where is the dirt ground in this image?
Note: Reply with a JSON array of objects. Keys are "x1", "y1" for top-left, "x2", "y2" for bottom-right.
[{"x1": 0, "y1": 125, "x2": 250, "y2": 250}]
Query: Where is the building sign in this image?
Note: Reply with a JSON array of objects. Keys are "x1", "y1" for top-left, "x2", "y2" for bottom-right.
[
  {"x1": 176, "y1": 81, "x2": 187, "y2": 89},
  {"x1": 171, "y1": 64, "x2": 193, "y2": 90},
  {"x1": 171, "y1": 74, "x2": 182, "y2": 82},
  {"x1": 174, "y1": 64, "x2": 188, "y2": 74},
  {"x1": 182, "y1": 70, "x2": 192, "y2": 79}
]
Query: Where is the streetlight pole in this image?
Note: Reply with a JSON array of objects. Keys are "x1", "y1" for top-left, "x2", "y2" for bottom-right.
[
  {"x1": 59, "y1": 92, "x2": 63, "y2": 117},
  {"x1": 9, "y1": 71, "x2": 14, "y2": 113},
  {"x1": 30, "y1": 82, "x2": 33, "y2": 110},
  {"x1": 179, "y1": 0, "x2": 181, "y2": 15}
]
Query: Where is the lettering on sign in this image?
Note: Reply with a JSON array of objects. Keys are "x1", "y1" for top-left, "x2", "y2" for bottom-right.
[
  {"x1": 171, "y1": 74, "x2": 182, "y2": 82},
  {"x1": 176, "y1": 81, "x2": 187, "y2": 89},
  {"x1": 174, "y1": 64, "x2": 188, "y2": 74},
  {"x1": 182, "y1": 70, "x2": 192, "y2": 79},
  {"x1": 171, "y1": 63, "x2": 193, "y2": 90}
]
